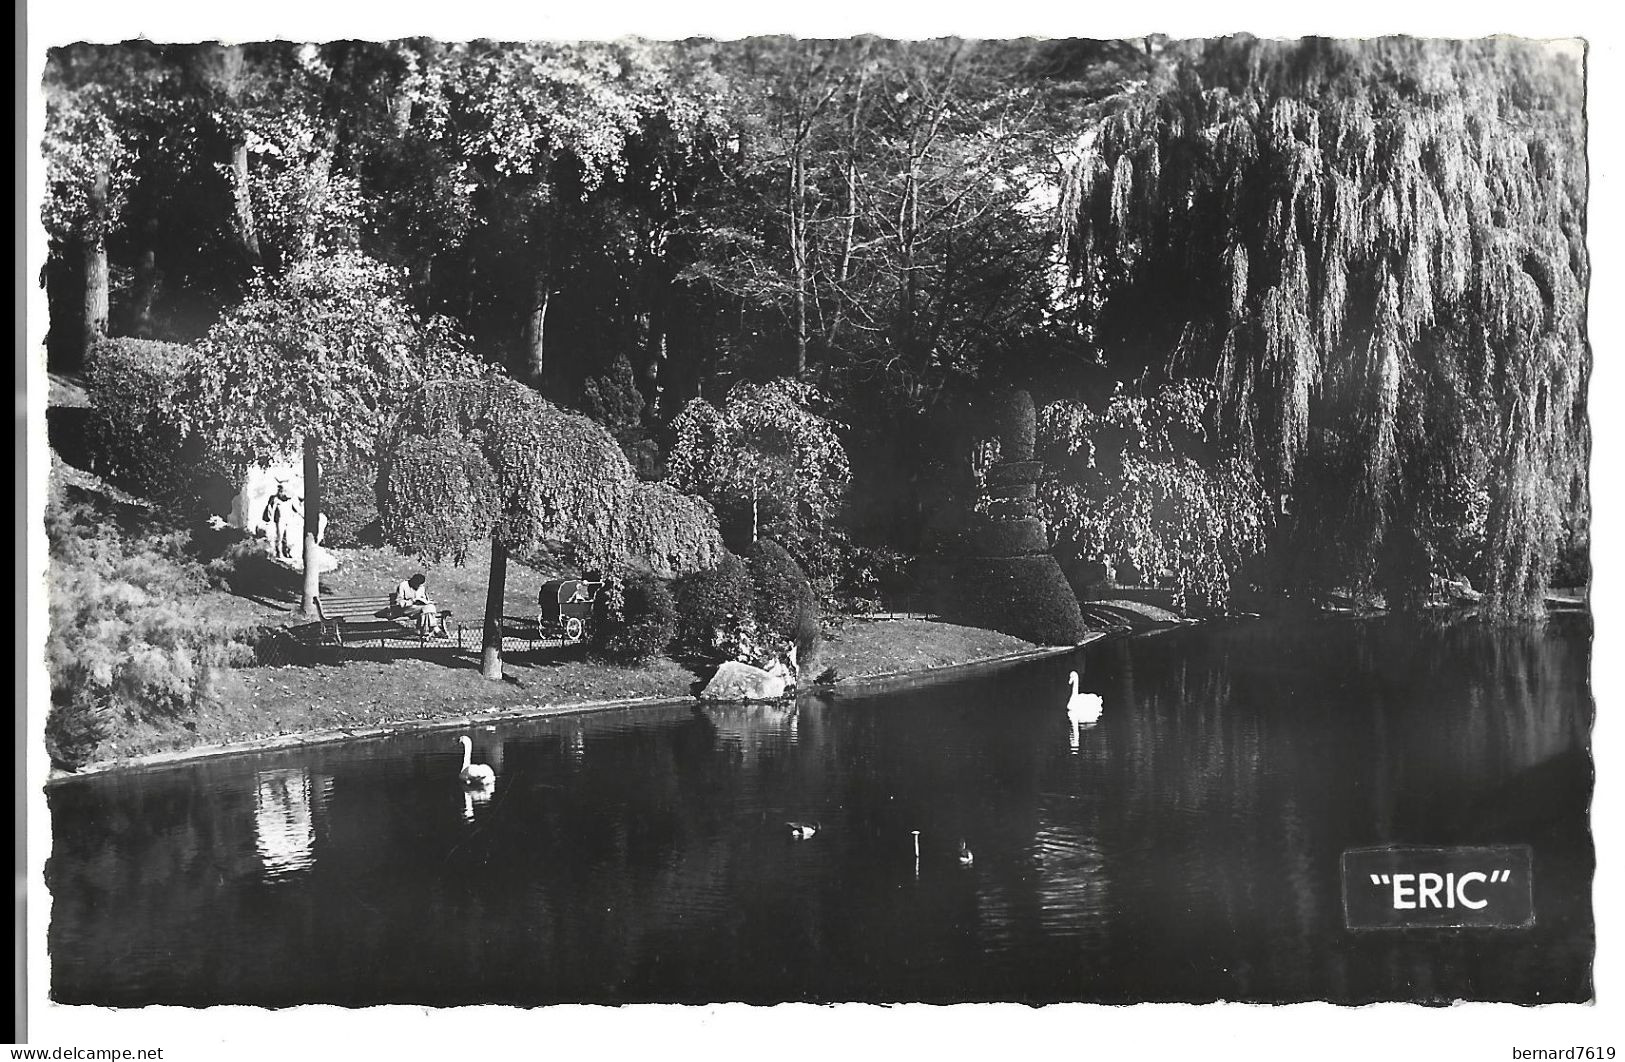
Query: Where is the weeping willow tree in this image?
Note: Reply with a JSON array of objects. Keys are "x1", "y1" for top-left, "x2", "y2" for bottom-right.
[
  {"x1": 1060, "y1": 37, "x2": 1587, "y2": 614},
  {"x1": 380, "y1": 373, "x2": 726, "y2": 678},
  {"x1": 380, "y1": 374, "x2": 637, "y2": 679}
]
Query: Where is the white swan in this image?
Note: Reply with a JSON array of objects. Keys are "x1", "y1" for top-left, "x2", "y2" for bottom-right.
[
  {"x1": 1067, "y1": 671, "x2": 1104, "y2": 725},
  {"x1": 458, "y1": 735, "x2": 497, "y2": 788},
  {"x1": 957, "y1": 839, "x2": 975, "y2": 866},
  {"x1": 787, "y1": 821, "x2": 820, "y2": 840}
]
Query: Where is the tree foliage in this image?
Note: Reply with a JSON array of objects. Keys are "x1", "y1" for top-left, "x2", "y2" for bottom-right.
[
  {"x1": 1038, "y1": 381, "x2": 1272, "y2": 611},
  {"x1": 1059, "y1": 37, "x2": 1586, "y2": 612},
  {"x1": 43, "y1": 36, "x2": 1588, "y2": 623},
  {"x1": 381, "y1": 371, "x2": 727, "y2": 673},
  {"x1": 389, "y1": 374, "x2": 635, "y2": 568},
  {"x1": 378, "y1": 434, "x2": 496, "y2": 564},
  {"x1": 623, "y1": 480, "x2": 727, "y2": 578},
  {"x1": 319, "y1": 456, "x2": 385, "y2": 547},
  {"x1": 176, "y1": 249, "x2": 480, "y2": 470},
  {"x1": 41, "y1": 45, "x2": 167, "y2": 243},
  {"x1": 668, "y1": 378, "x2": 850, "y2": 569}
]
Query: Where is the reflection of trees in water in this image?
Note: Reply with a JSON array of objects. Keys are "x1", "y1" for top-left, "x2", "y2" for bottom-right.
[
  {"x1": 253, "y1": 768, "x2": 331, "y2": 879},
  {"x1": 1347, "y1": 614, "x2": 1589, "y2": 834},
  {"x1": 699, "y1": 703, "x2": 799, "y2": 766},
  {"x1": 1079, "y1": 615, "x2": 1591, "y2": 1002},
  {"x1": 48, "y1": 753, "x2": 341, "y2": 1003},
  {"x1": 1024, "y1": 821, "x2": 1110, "y2": 943}
]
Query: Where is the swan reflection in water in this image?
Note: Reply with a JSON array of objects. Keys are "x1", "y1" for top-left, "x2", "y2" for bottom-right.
[
  {"x1": 254, "y1": 768, "x2": 328, "y2": 879},
  {"x1": 455, "y1": 735, "x2": 498, "y2": 821},
  {"x1": 461, "y1": 785, "x2": 496, "y2": 822}
]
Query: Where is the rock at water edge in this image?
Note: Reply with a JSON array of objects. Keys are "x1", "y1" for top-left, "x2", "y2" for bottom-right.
[{"x1": 701, "y1": 660, "x2": 788, "y2": 702}]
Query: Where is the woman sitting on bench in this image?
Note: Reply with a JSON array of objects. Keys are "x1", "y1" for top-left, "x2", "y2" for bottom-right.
[{"x1": 393, "y1": 573, "x2": 447, "y2": 637}]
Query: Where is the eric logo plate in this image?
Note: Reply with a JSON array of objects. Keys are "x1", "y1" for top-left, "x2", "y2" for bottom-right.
[{"x1": 1341, "y1": 845, "x2": 1534, "y2": 929}]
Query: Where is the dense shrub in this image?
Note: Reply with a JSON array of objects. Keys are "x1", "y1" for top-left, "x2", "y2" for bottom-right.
[
  {"x1": 935, "y1": 555, "x2": 1090, "y2": 646},
  {"x1": 624, "y1": 480, "x2": 727, "y2": 578},
  {"x1": 583, "y1": 354, "x2": 663, "y2": 478},
  {"x1": 582, "y1": 352, "x2": 646, "y2": 436},
  {"x1": 618, "y1": 432, "x2": 664, "y2": 481},
  {"x1": 201, "y1": 530, "x2": 303, "y2": 600},
  {"x1": 674, "y1": 542, "x2": 822, "y2": 670},
  {"x1": 674, "y1": 551, "x2": 753, "y2": 659},
  {"x1": 320, "y1": 457, "x2": 383, "y2": 547},
  {"x1": 46, "y1": 487, "x2": 255, "y2": 770},
  {"x1": 749, "y1": 539, "x2": 821, "y2": 668},
  {"x1": 591, "y1": 568, "x2": 678, "y2": 664},
  {"x1": 45, "y1": 689, "x2": 110, "y2": 775},
  {"x1": 749, "y1": 539, "x2": 815, "y2": 638},
  {"x1": 83, "y1": 337, "x2": 223, "y2": 515}
]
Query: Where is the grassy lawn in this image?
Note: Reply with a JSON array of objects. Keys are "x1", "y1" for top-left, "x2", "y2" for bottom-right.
[
  {"x1": 90, "y1": 617, "x2": 1045, "y2": 765},
  {"x1": 96, "y1": 650, "x2": 702, "y2": 762},
  {"x1": 817, "y1": 618, "x2": 1039, "y2": 680}
]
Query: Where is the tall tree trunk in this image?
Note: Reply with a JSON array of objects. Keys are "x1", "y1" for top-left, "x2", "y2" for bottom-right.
[
  {"x1": 481, "y1": 537, "x2": 509, "y2": 680},
  {"x1": 792, "y1": 150, "x2": 808, "y2": 376},
  {"x1": 524, "y1": 200, "x2": 560, "y2": 386},
  {"x1": 130, "y1": 247, "x2": 157, "y2": 338},
  {"x1": 646, "y1": 253, "x2": 670, "y2": 421},
  {"x1": 300, "y1": 434, "x2": 322, "y2": 615},
  {"x1": 390, "y1": 91, "x2": 413, "y2": 134},
  {"x1": 896, "y1": 163, "x2": 919, "y2": 363},
  {"x1": 523, "y1": 273, "x2": 550, "y2": 384},
  {"x1": 829, "y1": 159, "x2": 857, "y2": 345},
  {"x1": 130, "y1": 219, "x2": 159, "y2": 338},
  {"x1": 416, "y1": 256, "x2": 435, "y2": 312},
  {"x1": 81, "y1": 165, "x2": 110, "y2": 364},
  {"x1": 231, "y1": 139, "x2": 263, "y2": 273},
  {"x1": 648, "y1": 326, "x2": 668, "y2": 424},
  {"x1": 829, "y1": 68, "x2": 866, "y2": 347}
]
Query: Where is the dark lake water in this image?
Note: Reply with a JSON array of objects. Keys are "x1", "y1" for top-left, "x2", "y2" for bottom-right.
[{"x1": 46, "y1": 614, "x2": 1593, "y2": 1006}]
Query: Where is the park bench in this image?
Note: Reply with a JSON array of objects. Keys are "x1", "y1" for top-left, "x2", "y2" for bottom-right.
[{"x1": 313, "y1": 593, "x2": 462, "y2": 651}]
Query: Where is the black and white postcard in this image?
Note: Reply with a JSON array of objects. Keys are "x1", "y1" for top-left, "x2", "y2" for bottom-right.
[{"x1": 20, "y1": 1, "x2": 1621, "y2": 1058}]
